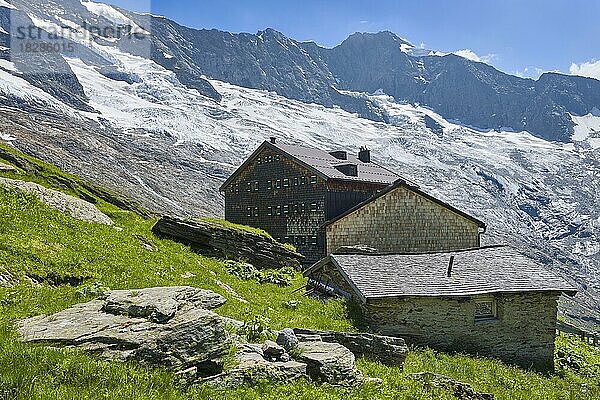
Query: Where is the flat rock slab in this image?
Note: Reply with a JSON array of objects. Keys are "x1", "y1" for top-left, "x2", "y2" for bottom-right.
[
  {"x1": 294, "y1": 328, "x2": 408, "y2": 367},
  {"x1": 297, "y1": 341, "x2": 363, "y2": 386},
  {"x1": 152, "y1": 216, "x2": 303, "y2": 269},
  {"x1": 16, "y1": 286, "x2": 230, "y2": 377},
  {"x1": 0, "y1": 177, "x2": 113, "y2": 225}
]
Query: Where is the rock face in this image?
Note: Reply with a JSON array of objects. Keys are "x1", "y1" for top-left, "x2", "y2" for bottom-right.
[
  {"x1": 407, "y1": 372, "x2": 495, "y2": 400},
  {"x1": 0, "y1": 162, "x2": 17, "y2": 173},
  {"x1": 152, "y1": 216, "x2": 303, "y2": 269},
  {"x1": 16, "y1": 286, "x2": 230, "y2": 378},
  {"x1": 0, "y1": 177, "x2": 113, "y2": 225},
  {"x1": 294, "y1": 328, "x2": 408, "y2": 367},
  {"x1": 297, "y1": 341, "x2": 363, "y2": 386}
]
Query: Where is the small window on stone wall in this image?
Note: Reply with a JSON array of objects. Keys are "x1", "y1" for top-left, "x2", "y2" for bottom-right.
[{"x1": 474, "y1": 298, "x2": 497, "y2": 321}]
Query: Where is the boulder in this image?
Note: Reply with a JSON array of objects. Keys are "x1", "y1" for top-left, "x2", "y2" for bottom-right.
[
  {"x1": 204, "y1": 343, "x2": 306, "y2": 388},
  {"x1": 294, "y1": 328, "x2": 408, "y2": 367},
  {"x1": 0, "y1": 177, "x2": 113, "y2": 225},
  {"x1": 296, "y1": 341, "x2": 363, "y2": 387},
  {"x1": 152, "y1": 216, "x2": 303, "y2": 269},
  {"x1": 262, "y1": 340, "x2": 286, "y2": 361},
  {"x1": 16, "y1": 286, "x2": 230, "y2": 378},
  {"x1": 276, "y1": 328, "x2": 299, "y2": 351}
]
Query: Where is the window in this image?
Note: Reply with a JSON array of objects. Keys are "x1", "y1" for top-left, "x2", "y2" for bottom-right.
[
  {"x1": 253, "y1": 181, "x2": 259, "y2": 192},
  {"x1": 275, "y1": 205, "x2": 282, "y2": 216},
  {"x1": 310, "y1": 176, "x2": 318, "y2": 184},
  {"x1": 310, "y1": 202, "x2": 318, "y2": 212},
  {"x1": 246, "y1": 182, "x2": 252, "y2": 192},
  {"x1": 257, "y1": 157, "x2": 262, "y2": 164},
  {"x1": 246, "y1": 206, "x2": 253, "y2": 217},
  {"x1": 246, "y1": 207, "x2": 259, "y2": 217},
  {"x1": 234, "y1": 184, "x2": 240, "y2": 194},
  {"x1": 283, "y1": 205, "x2": 289, "y2": 214},
  {"x1": 275, "y1": 180, "x2": 282, "y2": 189},
  {"x1": 267, "y1": 180, "x2": 273, "y2": 190},
  {"x1": 267, "y1": 206, "x2": 273, "y2": 216},
  {"x1": 300, "y1": 203, "x2": 306, "y2": 213},
  {"x1": 293, "y1": 177, "x2": 299, "y2": 186},
  {"x1": 311, "y1": 236, "x2": 318, "y2": 245},
  {"x1": 275, "y1": 155, "x2": 281, "y2": 161},
  {"x1": 474, "y1": 298, "x2": 497, "y2": 321},
  {"x1": 283, "y1": 178, "x2": 290, "y2": 187},
  {"x1": 293, "y1": 203, "x2": 299, "y2": 214},
  {"x1": 301, "y1": 177, "x2": 307, "y2": 185}
]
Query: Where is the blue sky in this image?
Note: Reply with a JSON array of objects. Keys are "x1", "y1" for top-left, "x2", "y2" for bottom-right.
[{"x1": 107, "y1": 0, "x2": 600, "y2": 79}]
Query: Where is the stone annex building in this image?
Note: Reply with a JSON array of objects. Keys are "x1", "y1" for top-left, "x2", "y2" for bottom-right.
[
  {"x1": 220, "y1": 139, "x2": 484, "y2": 262},
  {"x1": 305, "y1": 246, "x2": 577, "y2": 371}
]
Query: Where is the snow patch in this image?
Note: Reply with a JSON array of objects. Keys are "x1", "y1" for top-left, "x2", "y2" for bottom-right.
[
  {"x1": 0, "y1": 0, "x2": 16, "y2": 10},
  {"x1": 571, "y1": 113, "x2": 600, "y2": 148},
  {"x1": 81, "y1": 1, "x2": 149, "y2": 35},
  {"x1": 0, "y1": 59, "x2": 17, "y2": 72}
]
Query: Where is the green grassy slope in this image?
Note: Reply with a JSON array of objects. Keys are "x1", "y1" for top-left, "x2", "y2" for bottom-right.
[{"x1": 0, "y1": 145, "x2": 598, "y2": 399}]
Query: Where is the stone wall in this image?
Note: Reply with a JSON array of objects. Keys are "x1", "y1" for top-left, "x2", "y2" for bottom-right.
[
  {"x1": 325, "y1": 185, "x2": 481, "y2": 254},
  {"x1": 363, "y1": 292, "x2": 560, "y2": 371}
]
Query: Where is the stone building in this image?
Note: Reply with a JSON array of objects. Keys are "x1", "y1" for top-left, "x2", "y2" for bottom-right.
[
  {"x1": 220, "y1": 139, "x2": 399, "y2": 262},
  {"x1": 305, "y1": 246, "x2": 576, "y2": 371},
  {"x1": 325, "y1": 179, "x2": 486, "y2": 254}
]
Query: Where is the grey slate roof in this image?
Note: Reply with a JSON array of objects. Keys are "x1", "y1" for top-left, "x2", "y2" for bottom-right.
[
  {"x1": 271, "y1": 142, "x2": 400, "y2": 184},
  {"x1": 308, "y1": 246, "x2": 576, "y2": 302}
]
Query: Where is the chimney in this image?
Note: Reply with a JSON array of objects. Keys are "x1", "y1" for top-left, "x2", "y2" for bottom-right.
[
  {"x1": 269, "y1": 137, "x2": 276, "y2": 144},
  {"x1": 447, "y1": 256, "x2": 455, "y2": 277},
  {"x1": 358, "y1": 146, "x2": 371, "y2": 163}
]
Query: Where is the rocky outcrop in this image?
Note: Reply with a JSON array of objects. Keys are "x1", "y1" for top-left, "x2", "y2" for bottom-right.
[
  {"x1": 407, "y1": 372, "x2": 495, "y2": 400},
  {"x1": 16, "y1": 286, "x2": 230, "y2": 378},
  {"x1": 152, "y1": 216, "x2": 303, "y2": 269},
  {"x1": 293, "y1": 328, "x2": 408, "y2": 367},
  {"x1": 0, "y1": 267, "x2": 15, "y2": 287},
  {"x1": 204, "y1": 343, "x2": 306, "y2": 388},
  {"x1": 0, "y1": 162, "x2": 17, "y2": 173},
  {"x1": 0, "y1": 177, "x2": 113, "y2": 225},
  {"x1": 296, "y1": 340, "x2": 363, "y2": 386}
]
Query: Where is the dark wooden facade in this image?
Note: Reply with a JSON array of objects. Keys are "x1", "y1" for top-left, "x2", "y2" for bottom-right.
[{"x1": 222, "y1": 143, "x2": 391, "y2": 263}]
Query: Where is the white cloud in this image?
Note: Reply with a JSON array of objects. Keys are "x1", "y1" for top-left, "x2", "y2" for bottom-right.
[
  {"x1": 514, "y1": 67, "x2": 561, "y2": 79},
  {"x1": 453, "y1": 49, "x2": 497, "y2": 64},
  {"x1": 570, "y1": 60, "x2": 600, "y2": 80}
]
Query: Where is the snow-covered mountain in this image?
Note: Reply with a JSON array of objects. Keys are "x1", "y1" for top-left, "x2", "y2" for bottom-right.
[{"x1": 1, "y1": 0, "x2": 600, "y2": 329}]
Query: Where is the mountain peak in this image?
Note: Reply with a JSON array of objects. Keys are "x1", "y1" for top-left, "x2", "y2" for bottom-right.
[{"x1": 342, "y1": 31, "x2": 413, "y2": 47}]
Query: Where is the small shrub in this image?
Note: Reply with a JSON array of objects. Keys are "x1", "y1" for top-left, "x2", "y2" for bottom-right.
[
  {"x1": 225, "y1": 260, "x2": 261, "y2": 281},
  {"x1": 240, "y1": 315, "x2": 274, "y2": 343},
  {"x1": 259, "y1": 267, "x2": 295, "y2": 286},
  {"x1": 225, "y1": 261, "x2": 295, "y2": 287},
  {"x1": 282, "y1": 300, "x2": 301, "y2": 309},
  {"x1": 75, "y1": 281, "x2": 110, "y2": 299}
]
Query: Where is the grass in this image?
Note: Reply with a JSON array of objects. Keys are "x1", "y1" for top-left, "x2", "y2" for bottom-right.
[
  {"x1": 200, "y1": 217, "x2": 274, "y2": 239},
  {"x1": 0, "y1": 145, "x2": 599, "y2": 399}
]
